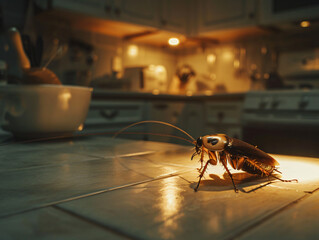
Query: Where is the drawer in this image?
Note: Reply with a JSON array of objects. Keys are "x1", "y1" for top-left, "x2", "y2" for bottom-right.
[
  {"x1": 85, "y1": 101, "x2": 145, "y2": 125},
  {"x1": 205, "y1": 102, "x2": 242, "y2": 125}
]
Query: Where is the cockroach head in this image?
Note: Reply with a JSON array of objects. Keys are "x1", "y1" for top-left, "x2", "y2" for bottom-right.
[
  {"x1": 191, "y1": 137, "x2": 203, "y2": 160},
  {"x1": 196, "y1": 137, "x2": 203, "y2": 148},
  {"x1": 202, "y1": 134, "x2": 228, "y2": 151}
]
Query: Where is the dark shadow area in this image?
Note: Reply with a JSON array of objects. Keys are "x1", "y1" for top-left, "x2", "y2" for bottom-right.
[{"x1": 190, "y1": 172, "x2": 279, "y2": 193}]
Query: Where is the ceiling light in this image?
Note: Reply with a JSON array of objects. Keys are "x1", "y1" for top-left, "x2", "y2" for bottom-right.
[
  {"x1": 127, "y1": 45, "x2": 138, "y2": 57},
  {"x1": 300, "y1": 21, "x2": 310, "y2": 28},
  {"x1": 168, "y1": 38, "x2": 180, "y2": 46},
  {"x1": 207, "y1": 54, "x2": 216, "y2": 64}
]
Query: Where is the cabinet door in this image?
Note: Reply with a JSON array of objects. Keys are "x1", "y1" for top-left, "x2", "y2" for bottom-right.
[
  {"x1": 197, "y1": 0, "x2": 256, "y2": 32},
  {"x1": 147, "y1": 101, "x2": 185, "y2": 143},
  {"x1": 113, "y1": 0, "x2": 159, "y2": 27},
  {"x1": 52, "y1": 0, "x2": 107, "y2": 19},
  {"x1": 259, "y1": 0, "x2": 319, "y2": 25},
  {"x1": 178, "y1": 103, "x2": 204, "y2": 139},
  {"x1": 159, "y1": 0, "x2": 188, "y2": 34},
  {"x1": 83, "y1": 100, "x2": 146, "y2": 139}
]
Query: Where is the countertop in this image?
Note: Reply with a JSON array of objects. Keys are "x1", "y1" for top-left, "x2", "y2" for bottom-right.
[
  {"x1": 1, "y1": 136, "x2": 319, "y2": 240},
  {"x1": 92, "y1": 89, "x2": 246, "y2": 101}
]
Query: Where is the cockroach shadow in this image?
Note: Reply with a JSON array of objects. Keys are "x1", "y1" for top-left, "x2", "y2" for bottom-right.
[{"x1": 190, "y1": 172, "x2": 280, "y2": 193}]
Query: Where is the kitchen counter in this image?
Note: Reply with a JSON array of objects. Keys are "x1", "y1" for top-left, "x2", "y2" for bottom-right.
[
  {"x1": 1, "y1": 136, "x2": 319, "y2": 239},
  {"x1": 92, "y1": 89, "x2": 246, "y2": 101}
]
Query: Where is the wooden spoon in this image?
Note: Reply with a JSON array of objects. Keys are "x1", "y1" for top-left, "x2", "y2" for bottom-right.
[{"x1": 8, "y1": 28, "x2": 61, "y2": 85}]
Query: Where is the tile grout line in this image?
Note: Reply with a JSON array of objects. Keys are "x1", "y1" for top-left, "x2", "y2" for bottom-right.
[
  {"x1": 52, "y1": 205, "x2": 141, "y2": 240},
  {"x1": 0, "y1": 169, "x2": 193, "y2": 219},
  {"x1": 225, "y1": 187, "x2": 319, "y2": 240}
]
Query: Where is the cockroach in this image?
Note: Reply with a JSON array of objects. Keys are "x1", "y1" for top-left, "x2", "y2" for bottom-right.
[
  {"x1": 115, "y1": 121, "x2": 298, "y2": 193},
  {"x1": 192, "y1": 134, "x2": 298, "y2": 192}
]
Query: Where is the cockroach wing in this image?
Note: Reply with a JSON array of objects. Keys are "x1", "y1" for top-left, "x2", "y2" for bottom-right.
[{"x1": 225, "y1": 138, "x2": 279, "y2": 166}]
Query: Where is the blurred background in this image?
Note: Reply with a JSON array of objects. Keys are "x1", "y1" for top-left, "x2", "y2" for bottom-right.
[{"x1": 0, "y1": 0, "x2": 319, "y2": 157}]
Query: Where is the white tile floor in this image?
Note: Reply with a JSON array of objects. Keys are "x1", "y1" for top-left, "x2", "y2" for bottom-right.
[{"x1": 0, "y1": 136, "x2": 319, "y2": 239}]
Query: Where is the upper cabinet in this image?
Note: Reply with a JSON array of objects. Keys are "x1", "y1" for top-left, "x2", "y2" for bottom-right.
[
  {"x1": 45, "y1": 0, "x2": 189, "y2": 35},
  {"x1": 50, "y1": 0, "x2": 107, "y2": 19},
  {"x1": 111, "y1": 0, "x2": 159, "y2": 28},
  {"x1": 35, "y1": 0, "x2": 319, "y2": 45},
  {"x1": 51, "y1": 0, "x2": 159, "y2": 28},
  {"x1": 259, "y1": 0, "x2": 319, "y2": 25},
  {"x1": 159, "y1": 0, "x2": 189, "y2": 34},
  {"x1": 196, "y1": 0, "x2": 257, "y2": 33}
]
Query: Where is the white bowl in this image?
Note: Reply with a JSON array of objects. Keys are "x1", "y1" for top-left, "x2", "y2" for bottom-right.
[{"x1": 0, "y1": 84, "x2": 92, "y2": 139}]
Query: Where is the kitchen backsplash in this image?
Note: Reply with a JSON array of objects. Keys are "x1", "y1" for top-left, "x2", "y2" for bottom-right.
[{"x1": 1, "y1": 26, "x2": 275, "y2": 94}]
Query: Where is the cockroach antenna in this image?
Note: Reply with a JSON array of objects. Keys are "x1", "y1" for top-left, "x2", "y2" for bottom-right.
[{"x1": 113, "y1": 120, "x2": 196, "y2": 142}]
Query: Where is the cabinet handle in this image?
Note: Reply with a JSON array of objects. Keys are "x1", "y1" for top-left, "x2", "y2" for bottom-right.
[
  {"x1": 160, "y1": 19, "x2": 167, "y2": 26},
  {"x1": 271, "y1": 100, "x2": 280, "y2": 109},
  {"x1": 299, "y1": 100, "x2": 309, "y2": 109},
  {"x1": 114, "y1": 8, "x2": 121, "y2": 16},
  {"x1": 104, "y1": 5, "x2": 111, "y2": 14},
  {"x1": 189, "y1": 111, "x2": 197, "y2": 116},
  {"x1": 259, "y1": 101, "x2": 267, "y2": 109},
  {"x1": 248, "y1": 12, "x2": 255, "y2": 19},
  {"x1": 153, "y1": 103, "x2": 168, "y2": 110},
  {"x1": 217, "y1": 111, "x2": 224, "y2": 122},
  {"x1": 100, "y1": 110, "x2": 118, "y2": 119}
]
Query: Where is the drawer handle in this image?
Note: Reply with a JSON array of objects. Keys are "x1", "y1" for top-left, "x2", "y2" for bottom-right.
[
  {"x1": 153, "y1": 103, "x2": 168, "y2": 110},
  {"x1": 217, "y1": 111, "x2": 224, "y2": 122},
  {"x1": 100, "y1": 110, "x2": 118, "y2": 119}
]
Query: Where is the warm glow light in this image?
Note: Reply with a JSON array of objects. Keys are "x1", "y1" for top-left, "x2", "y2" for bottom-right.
[
  {"x1": 127, "y1": 45, "x2": 138, "y2": 57},
  {"x1": 168, "y1": 38, "x2": 180, "y2": 46},
  {"x1": 207, "y1": 54, "x2": 216, "y2": 64},
  {"x1": 221, "y1": 50, "x2": 233, "y2": 61},
  {"x1": 58, "y1": 91, "x2": 72, "y2": 110},
  {"x1": 233, "y1": 59, "x2": 240, "y2": 68},
  {"x1": 157, "y1": 175, "x2": 184, "y2": 239},
  {"x1": 186, "y1": 91, "x2": 193, "y2": 96},
  {"x1": 300, "y1": 21, "x2": 310, "y2": 28},
  {"x1": 270, "y1": 154, "x2": 319, "y2": 183},
  {"x1": 77, "y1": 124, "x2": 84, "y2": 131},
  {"x1": 152, "y1": 89, "x2": 160, "y2": 95},
  {"x1": 205, "y1": 90, "x2": 213, "y2": 95}
]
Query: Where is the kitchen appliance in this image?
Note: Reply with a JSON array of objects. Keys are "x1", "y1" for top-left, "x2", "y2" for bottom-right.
[
  {"x1": 123, "y1": 65, "x2": 167, "y2": 92},
  {"x1": 278, "y1": 49, "x2": 319, "y2": 89},
  {"x1": 242, "y1": 90, "x2": 319, "y2": 157},
  {"x1": 0, "y1": 85, "x2": 92, "y2": 139}
]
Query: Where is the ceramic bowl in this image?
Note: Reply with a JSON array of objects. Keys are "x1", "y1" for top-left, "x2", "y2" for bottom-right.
[{"x1": 0, "y1": 84, "x2": 92, "y2": 139}]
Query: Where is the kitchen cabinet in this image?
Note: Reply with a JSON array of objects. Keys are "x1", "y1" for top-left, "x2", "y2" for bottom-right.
[
  {"x1": 159, "y1": 0, "x2": 189, "y2": 34},
  {"x1": 145, "y1": 101, "x2": 185, "y2": 143},
  {"x1": 83, "y1": 100, "x2": 146, "y2": 139},
  {"x1": 50, "y1": 0, "x2": 107, "y2": 19},
  {"x1": 205, "y1": 101, "x2": 243, "y2": 139},
  {"x1": 46, "y1": 0, "x2": 159, "y2": 28},
  {"x1": 38, "y1": 0, "x2": 189, "y2": 36},
  {"x1": 178, "y1": 102, "x2": 205, "y2": 140},
  {"x1": 259, "y1": 0, "x2": 319, "y2": 26},
  {"x1": 196, "y1": 0, "x2": 257, "y2": 33},
  {"x1": 145, "y1": 101, "x2": 205, "y2": 144},
  {"x1": 112, "y1": 0, "x2": 159, "y2": 28}
]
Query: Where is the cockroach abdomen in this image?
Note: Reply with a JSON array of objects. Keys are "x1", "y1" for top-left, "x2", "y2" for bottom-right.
[{"x1": 241, "y1": 158, "x2": 274, "y2": 176}]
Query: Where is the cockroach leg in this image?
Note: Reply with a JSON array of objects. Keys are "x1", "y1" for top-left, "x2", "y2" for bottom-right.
[
  {"x1": 270, "y1": 174, "x2": 298, "y2": 183},
  {"x1": 197, "y1": 149, "x2": 205, "y2": 172},
  {"x1": 220, "y1": 159, "x2": 238, "y2": 193},
  {"x1": 274, "y1": 168, "x2": 282, "y2": 174},
  {"x1": 194, "y1": 160, "x2": 211, "y2": 192}
]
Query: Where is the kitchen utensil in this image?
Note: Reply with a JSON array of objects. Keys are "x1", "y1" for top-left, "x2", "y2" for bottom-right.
[
  {"x1": 0, "y1": 84, "x2": 92, "y2": 139},
  {"x1": 8, "y1": 28, "x2": 61, "y2": 85}
]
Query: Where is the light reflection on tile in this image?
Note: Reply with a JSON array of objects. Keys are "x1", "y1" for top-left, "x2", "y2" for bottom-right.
[{"x1": 58, "y1": 174, "x2": 305, "y2": 240}]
